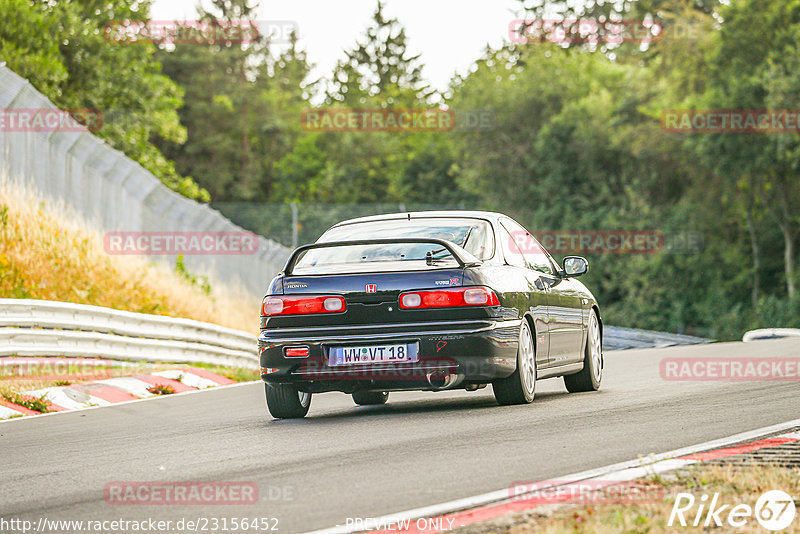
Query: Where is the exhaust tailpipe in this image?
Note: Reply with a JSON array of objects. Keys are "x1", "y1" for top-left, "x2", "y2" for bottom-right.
[{"x1": 426, "y1": 370, "x2": 453, "y2": 389}]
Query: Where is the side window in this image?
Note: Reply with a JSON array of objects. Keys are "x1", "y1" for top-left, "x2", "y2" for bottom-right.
[
  {"x1": 501, "y1": 219, "x2": 554, "y2": 275},
  {"x1": 461, "y1": 222, "x2": 494, "y2": 261},
  {"x1": 499, "y1": 225, "x2": 527, "y2": 268}
]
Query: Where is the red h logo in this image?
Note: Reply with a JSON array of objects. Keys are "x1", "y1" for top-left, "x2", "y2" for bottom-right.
[{"x1": 366, "y1": 284, "x2": 377, "y2": 293}]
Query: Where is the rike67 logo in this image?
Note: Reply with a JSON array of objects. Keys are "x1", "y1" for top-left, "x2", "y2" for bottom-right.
[{"x1": 669, "y1": 490, "x2": 796, "y2": 531}]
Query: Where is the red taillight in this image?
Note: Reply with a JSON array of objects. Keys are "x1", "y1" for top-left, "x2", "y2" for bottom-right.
[
  {"x1": 284, "y1": 346, "x2": 310, "y2": 358},
  {"x1": 262, "y1": 295, "x2": 346, "y2": 316},
  {"x1": 399, "y1": 287, "x2": 500, "y2": 309}
]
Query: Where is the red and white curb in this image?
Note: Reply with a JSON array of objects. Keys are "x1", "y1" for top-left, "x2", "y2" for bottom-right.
[
  {"x1": 306, "y1": 418, "x2": 800, "y2": 534},
  {"x1": 0, "y1": 399, "x2": 39, "y2": 418},
  {"x1": 0, "y1": 367, "x2": 235, "y2": 418}
]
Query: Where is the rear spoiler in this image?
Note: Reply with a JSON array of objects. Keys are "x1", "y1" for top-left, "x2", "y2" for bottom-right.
[{"x1": 282, "y1": 238, "x2": 482, "y2": 275}]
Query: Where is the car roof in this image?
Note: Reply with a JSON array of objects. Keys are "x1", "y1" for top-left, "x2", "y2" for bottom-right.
[{"x1": 330, "y1": 210, "x2": 505, "y2": 228}]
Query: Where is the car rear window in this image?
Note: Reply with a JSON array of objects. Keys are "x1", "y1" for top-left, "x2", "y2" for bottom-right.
[
  {"x1": 288, "y1": 217, "x2": 493, "y2": 275},
  {"x1": 318, "y1": 217, "x2": 494, "y2": 260},
  {"x1": 291, "y1": 242, "x2": 460, "y2": 275}
]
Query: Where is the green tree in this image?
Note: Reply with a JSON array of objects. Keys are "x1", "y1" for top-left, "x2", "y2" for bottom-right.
[
  {"x1": 695, "y1": 0, "x2": 800, "y2": 299},
  {"x1": 155, "y1": 0, "x2": 313, "y2": 201},
  {"x1": 326, "y1": 0, "x2": 431, "y2": 106},
  {"x1": 0, "y1": 0, "x2": 208, "y2": 201}
]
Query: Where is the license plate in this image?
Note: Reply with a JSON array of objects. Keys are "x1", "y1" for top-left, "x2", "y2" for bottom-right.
[{"x1": 328, "y1": 344, "x2": 419, "y2": 366}]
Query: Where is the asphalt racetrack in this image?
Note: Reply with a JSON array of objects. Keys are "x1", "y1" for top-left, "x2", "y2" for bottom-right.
[{"x1": 2, "y1": 338, "x2": 799, "y2": 533}]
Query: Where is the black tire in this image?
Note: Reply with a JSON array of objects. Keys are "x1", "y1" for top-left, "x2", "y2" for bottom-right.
[
  {"x1": 564, "y1": 309, "x2": 603, "y2": 393},
  {"x1": 265, "y1": 383, "x2": 311, "y2": 419},
  {"x1": 493, "y1": 320, "x2": 536, "y2": 405},
  {"x1": 352, "y1": 391, "x2": 389, "y2": 406}
]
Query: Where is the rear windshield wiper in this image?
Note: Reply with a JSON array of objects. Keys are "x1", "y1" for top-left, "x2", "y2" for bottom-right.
[
  {"x1": 461, "y1": 226, "x2": 474, "y2": 249},
  {"x1": 426, "y1": 227, "x2": 475, "y2": 265},
  {"x1": 426, "y1": 228, "x2": 476, "y2": 265}
]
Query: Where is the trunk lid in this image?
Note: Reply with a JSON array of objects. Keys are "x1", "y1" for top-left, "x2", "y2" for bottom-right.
[{"x1": 268, "y1": 268, "x2": 467, "y2": 327}]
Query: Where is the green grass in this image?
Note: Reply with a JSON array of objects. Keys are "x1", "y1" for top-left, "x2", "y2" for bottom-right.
[
  {"x1": 190, "y1": 362, "x2": 260, "y2": 382},
  {"x1": 146, "y1": 383, "x2": 176, "y2": 395},
  {"x1": 1, "y1": 390, "x2": 51, "y2": 413}
]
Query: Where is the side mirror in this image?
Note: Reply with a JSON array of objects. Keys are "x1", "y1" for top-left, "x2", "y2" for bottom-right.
[{"x1": 563, "y1": 256, "x2": 588, "y2": 277}]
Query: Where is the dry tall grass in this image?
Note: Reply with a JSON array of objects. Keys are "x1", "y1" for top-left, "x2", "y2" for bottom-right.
[
  {"x1": 0, "y1": 180, "x2": 259, "y2": 333},
  {"x1": 477, "y1": 463, "x2": 800, "y2": 534}
]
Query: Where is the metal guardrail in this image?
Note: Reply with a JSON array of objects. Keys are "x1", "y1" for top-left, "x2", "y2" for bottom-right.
[
  {"x1": 603, "y1": 325, "x2": 711, "y2": 351},
  {"x1": 743, "y1": 328, "x2": 800, "y2": 342},
  {"x1": 0, "y1": 299, "x2": 258, "y2": 368}
]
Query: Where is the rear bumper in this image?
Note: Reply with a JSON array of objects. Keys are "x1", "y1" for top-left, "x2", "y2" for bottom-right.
[{"x1": 258, "y1": 319, "x2": 521, "y2": 393}]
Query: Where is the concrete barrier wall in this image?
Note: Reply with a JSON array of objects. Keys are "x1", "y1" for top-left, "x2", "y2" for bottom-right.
[{"x1": 0, "y1": 65, "x2": 289, "y2": 297}]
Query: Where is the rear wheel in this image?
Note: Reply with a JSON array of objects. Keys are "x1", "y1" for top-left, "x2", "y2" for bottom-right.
[
  {"x1": 352, "y1": 391, "x2": 389, "y2": 406},
  {"x1": 493, "y1": 319, "x2": 536, "y2": 405},
  {"x1": 564, "y1": 310, "x2": 602, "y2": 392},
  {"x1": 265, "y1": 383, "x2": 311, "y2": 419}
]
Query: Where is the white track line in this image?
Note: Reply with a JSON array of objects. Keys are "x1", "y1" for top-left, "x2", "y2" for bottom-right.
[{"x1": 305, "y1": 417, "x2": 800, "y2": 534}]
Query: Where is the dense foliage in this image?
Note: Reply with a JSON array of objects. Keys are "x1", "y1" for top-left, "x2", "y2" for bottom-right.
[{"x1": 2, "y1": 0, "x2": 798, "y2": 338}]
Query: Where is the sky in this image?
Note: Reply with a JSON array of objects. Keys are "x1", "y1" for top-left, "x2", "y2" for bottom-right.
[{"x1": 149, "y1": 0, "x2": 526, "y2": 95}]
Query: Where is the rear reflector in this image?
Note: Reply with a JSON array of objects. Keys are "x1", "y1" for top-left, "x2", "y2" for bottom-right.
[
  {"x1": 464, "y1": 288, "x2": 492, "y2": 304},
  {"x1": 261, "y1": 367, "x2": 279, "y2": 374},
  {"x1": 323, "y1": 297, "x2": 344, "y2": 311},
  {"x1": 284, "y1": 346, "x2": 310, "y2": 358},
  {"x1": 262, "y1": 295, "x2": 346, "y2": 316},
  {"x1": 401, "y1": 293, "x2": 422, "y2": 308},
  {"x1": 399, "y1": 287, "x2": 500, "y2": 309}
]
